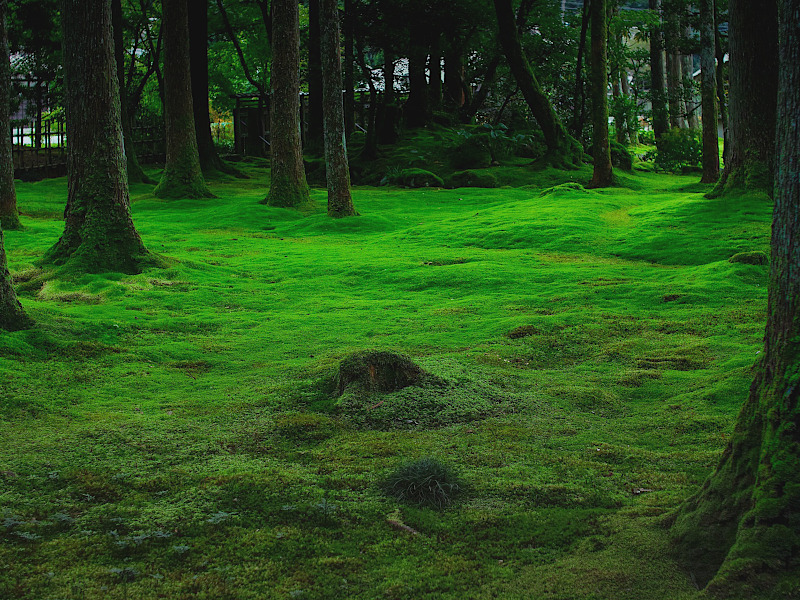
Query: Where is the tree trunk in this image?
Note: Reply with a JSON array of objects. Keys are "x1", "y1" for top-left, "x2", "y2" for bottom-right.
[
  {"x1": 405, "y1": 28, "x2": 430, "y2": 129},
  {"x1": 699, "y1": 0, "x2": 719, "y2": 183},
  {"x1": 589, "y1": 0, "x2": 612, "y2": 187},
  {"x1": 571, "y1": 0, "x2": 590, "y2": 140},
  {"x1": 383, "y1": 49, "x2": 395, "y2": 104},
  {"x1": 307, "y1": 0, "x2": 324, "y2": 151},
  {"x1": 188, "y1": 0, "x2": 239, "y2": 177},
  {"x1": 343, "y1": 0, "x2": 355, "y2": 138},
  {"x1": 45, "y1": 0, "x2": 149, "y2": 274},
  {"x1": 670, "y1": 4, "x2": 800, "y2": 593},
  {"x1": 493, "y1": 0, "x2": 582, "y2": 166},
  {"x1": 321, "y1": 0, "x2": 357, "y2": 217},
  {"x1": 111, "y1": 0, "x2": 155, "y2": 185},
  {"x1": 710, "y1": 0, "x2": 778, "y2": 197},
  {"x1": 666, "y1": 53, "x2": 684, "y2": 128},
  {"x1": 714, "y1": 14, "x2": 728, "y2": 165},
  {"x1": 154, "y1": 0, "x2": 213, "y2": 199},
  {"x1": 683, "y1": 41, "x2": 700, "y2": 129},
  {"x1": 463, "y1": 53, "x2": 501, "y2": 122},
  {"x1": 0, "y1": 225, "x2": 30, "y2": 330},
  {"x1": 649, "y1": 0, "x2": 669, "y2": 137},
  {"x1": 264, "y1": 0, "x2": 310, "y2": 208},
  {"x1": 444, "y1": 49, "x2": 466, "y2": 109},
  {"x1": 428, "y1": 33, "x2": 442, "y2": 110},
  {"x1": 0, "y1": 0, "x2": 20, "y2": 230}
]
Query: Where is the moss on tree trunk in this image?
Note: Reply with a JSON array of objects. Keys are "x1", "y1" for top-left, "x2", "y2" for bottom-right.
[
  {"x1": 589, "y1": 0, "x2": 613, "y2": 188},
  {"x1": 154, "y1": 0, "x2": 214, "y2": 200},
  {"x1": 43, "y1": 0, "x2": 150, "y2": 274},
  {"x1": 0, "y1": 226, "x2": 30, "y2": 330},
  {"x1": 699, "y1": 0, "x2": 720, "y2": 184},
  {"x1": 670, "y1": 2, "x2": 800, "y2": 592},
  {"x1": 264, "y1": 0, "x2": 310, "y2": 208},
  {"x1": 709, "y1": 0, "x2": 778, "y2": 198},
  {"x1": 0, "y1": 0, "x2": 21, "y2": 231},
  {"x1": 321, "y1": 0, "x2": 357, "y2": 218}
]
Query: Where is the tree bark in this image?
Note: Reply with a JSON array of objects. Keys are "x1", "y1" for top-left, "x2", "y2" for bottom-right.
[
  {"x1": 649, "y1": 0, "x2": 669, "y2": 137},
  {"x1": 671, "y1": 3, "x2": 800, "y2": 593},
  {"x1": 188, "y1": 0, "x2": 240, "y2": 177},
  {"x1": 463, "y1": 53, "x2": 501, "y2": 122},
  {"x1": 699, "y1": 0, "x2": 719, "y2": 183},
  {"x1": 444, "y1": 49, "x2": 466, "y2": 109},
  {"x1": 264, "y1": 0, "x2": 310, "y2": 208},
  {"x1": 405, "y1": 28, "x2": 430, "y2": 129},
  {"x1": 714, "y1": 13, "x2": 728, "y2": 164},
  {"x1": 307, "y1": 0, "x2": 324, "y2": 151},
  {"x1": 428, "y1": 33, "x2": 442, "y2": 110},
  {"x1": 710, "y1": 0, "x2": 778, "y2": 197},
  {"x1": 45, "y1": 0, "x2": 149, "y2": 274},
  {"x1": 111, "y1": 0, "x2": 155, "y2": 185},
  {"x1": 493, "y1": 0, "x2": 582, "y2": 166},
  {"x1": 0, "y1": 225, "x2": 29, "y2": 330},
  {"x1": 589, "y1": 0, "x2": 612, "y2": 187},
  {"x1": 0, "y1": 0, "x2": 20, "y2": 230},
  {"x1": 321, "y1": 0, "x2": 357, "y2": 217},
  {"x1": 155, "y1": 0, "x2": 213, "y2": 199}
]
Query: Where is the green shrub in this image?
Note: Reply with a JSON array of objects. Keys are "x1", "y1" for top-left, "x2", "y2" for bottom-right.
[
  {"x1": 610, "y1": 141, "x2": 633, "y2": 171},
  {"x1": 451, "y1": 136, "x2": 492, "y2": 170},
  {"x1": 445, "y1": 170, "x2": 499, "y2": 189},
  {"x1": 385, "y1": 168, "x2": 444, "y2": 188},
  {"x1": 382, "y1": 457, "x2": 462, "y2": 509},
  {"x1": 645, "y1": 128, "x2": 702, "y2": 173}
]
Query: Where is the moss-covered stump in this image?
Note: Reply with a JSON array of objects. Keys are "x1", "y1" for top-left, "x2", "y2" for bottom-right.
[
  {"x1": 729, "y1": 251, "x2": 769, "y2": 265},
  {"x1": 333, "y1": 350, "x2": 442, "y2": 396},
  {"x1": 319, "y1": 351, "x2": 509, "y2": 429}
]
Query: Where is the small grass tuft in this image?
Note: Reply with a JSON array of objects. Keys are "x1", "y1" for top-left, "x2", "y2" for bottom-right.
[{"x1": 382, "y1": 457, "x2": 463, "y2": 509}]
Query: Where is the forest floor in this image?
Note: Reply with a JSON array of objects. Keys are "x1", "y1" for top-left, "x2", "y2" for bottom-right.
[{"x1": 0, "y1": 157, "x2": 772, "y2": 599}]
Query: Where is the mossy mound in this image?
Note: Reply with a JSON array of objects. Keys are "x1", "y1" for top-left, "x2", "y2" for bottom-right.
[
  {"x1": 610, "y1": 141, "x2": 633, "y2": 171},
  {"x1": 317, "y1": 352, "x2": 508, "y2": 429},
  {"x1": 729, "y1": 251, "x2": 769, "y2": 265},
  {"x1": 539, "y1": 182, "x2": 589, "y2": 197},
  {"x1": 386, "y1": 169, "x2": 444, "y2": 188},
  {"x1": 445, "y1": 170, "x2": 499, "y2": 189}
]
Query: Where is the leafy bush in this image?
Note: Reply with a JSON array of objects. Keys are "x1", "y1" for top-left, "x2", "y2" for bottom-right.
[
  {"x1": 384, "y1": 168, "x2": 444, "y2": 188},
  {"x1": 382, "y1": 458, "x2": 462, "y2": 509},
  {"x1": 451, "y1": 124, "x2": 538, "y2": 168},
  {"x1": 445, "y1": 169, "x2": 499, "y2": 189},
  {"x1": 644, "y1": 128, "x2": 702, "y2": 173},
  {"x1": 610, "y1": 141, "x2": 633, "y2": 171}
]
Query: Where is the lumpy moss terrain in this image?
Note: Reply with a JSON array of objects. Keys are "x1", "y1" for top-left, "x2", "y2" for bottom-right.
[{"x1": 0, "y1": 156, "x2": 782, "y2": 599}]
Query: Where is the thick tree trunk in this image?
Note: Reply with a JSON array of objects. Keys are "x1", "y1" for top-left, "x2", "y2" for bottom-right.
[
  {"x1": 710, "y1": 0, "x2": 778, "y2": 197},
  {"x1": 343, "y1": 0, "x2": 355, "y2": 138},
  {"x1": 699, "y1": 0, "x2": 719, "y2": 184},
  {"x1": 264, "y1": 0, "x2": 310, "y2": 208},
  {"x1": 666, "y1": 54, "x2": 685, "y2": 128},
  {"x1": 307, "y1": 0, "x2": 324, "y2": 151},
  {"x1": 493, "y1": 0, "x2": 582, "y2": 166},
  {"x1": 671, "y1": 5, "x2": 800, "y2": 593},
  {"x1": 405, "y1": 28, "x2": 430, "y2": 129},
  {"x1": 0, "y1": 0, "x2": 20, "y2": 230},
  {"x1": 321, "y1": 0, "x2": 357, "y2": 217},
  {"x1": 154, "y1": 0, "x2": 213, "y2": 199},
  {"x1": 649, "y1": 0, "x2": 669, "y2": 137},
  {"x1": 45, "y1": 0, "x2": 149, "y2": 273},
  {"x1": 0, "y1": 226, "x2": 29, "y2": 330},
  {"x1": 589, "y1": 0, "x2": 612, "y2": 187},
  {"x1": 188, "y1": 0, "x2": 239, "y2": 177}
]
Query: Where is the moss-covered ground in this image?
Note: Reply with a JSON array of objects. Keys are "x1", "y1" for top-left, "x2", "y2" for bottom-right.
[{"x1": 0, "y1": 154, "x2": 775, "y2": 599}]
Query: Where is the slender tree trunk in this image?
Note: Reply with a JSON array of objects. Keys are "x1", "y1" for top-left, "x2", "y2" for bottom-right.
[
  {"x1": 571, "y1": 0, "x2": 590, "y2": 140},
  {"x1": 493, "y1": 0, "x2": 582, "y2": 165},
  {"x1": 405, "y1": 28, "x2": 430, "y2": 128},
  {"x1": 699, "y1": 0, "x2": 719, "y2": 183},
  {"x1": 463, "y1": 53, "x2": 501, "y2": 121},
  {"x1": 0, "y1": 0, "x2": 20, "y2": 230},
  {"x1": 589, "y1": 0, "x2": 612, "y2": 187},
  {"x1": 671, "y1": 4, "x2": 800, "y2": 593},
  {"x1": 111, "y1": 0, "x2": 155, "y2": 185},
  {"x1": 264, "y1": 0, "x2": 309, "y2": 208},
  {"x1": 377, "y1": 49, "x2": 400, "y2": 144},
  {"x1": 383, "y1": 49, "x2": 395, "y2": 104},
  {"x1": 710, "y1": 0, "x2": 778, "y2": 197},
  {"x1": 683, "y1": 38, "x2": 699, "y2": 129},
  {"x1": 321, "y1": 0, "x2": 356, "y2": 217},
  {"x1": 0, "y1": 225, "x2": 29, "y2": 330},
  {"x1": 343, "y1": 0, "x2": 355, "y2": 138},
  {"x1": 444, "y1": 49, "x2": 466, "y2": 109},
  {"x1": 155, "y1": 0, "x2": 213, "y2": 199},
  {"x1": 428, "y1": 34, "x2": 442, "y2": 110},
  {"x1": 649, "y1": 0, "x2": 669, "y2": 137},
  {"x1": 188, "y1": 0, "x2": 239, "y2": 177},
  {"x1": 714, "y1": 14, "x2": 728, "y2": 164},
  {"x1": 355, "y1": 36, "x2": 378, "y2": 160},
  {"x1": 45, "y1": 0, "x2": 149, "y2": 273},
  {"x1": 666, "y1": 54, "x2": 684, "y2": 128},
  {"x1": 307, "y1": 0, "x2": 324, "y2": 151}
]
